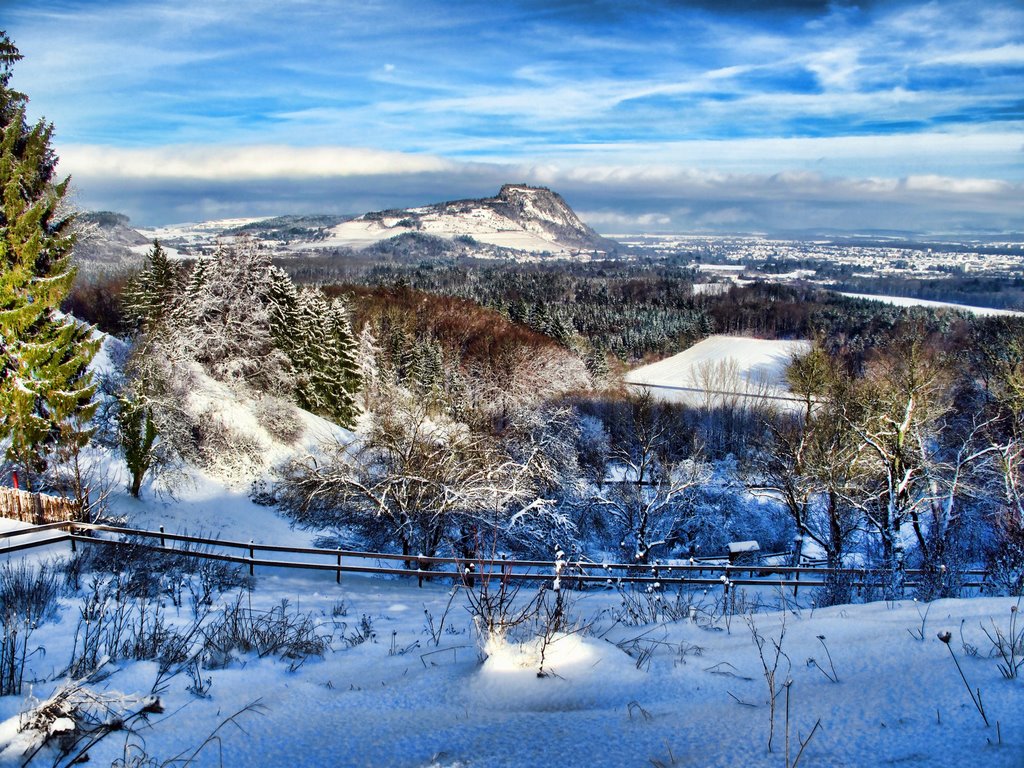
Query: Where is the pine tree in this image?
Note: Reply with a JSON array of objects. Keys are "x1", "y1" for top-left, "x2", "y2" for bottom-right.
[
  {"x1": 122, "y1": 240, "x2": 179, "y2": 331},
  {"x1": 290, "y1": 290, "x2": 360, "y2": 427},
  {"x1": 266, "y1": 265, "x2": 300, "y2": 354},
  {"x1": 324, "y1": 296, "x2": 360, "y2": 424},
  {"x1": 0, "y1": 33, "x2": 97, "y2": 487},
  {"x1": 356, "y1": 324, "x2": 381, "y2": 407}
]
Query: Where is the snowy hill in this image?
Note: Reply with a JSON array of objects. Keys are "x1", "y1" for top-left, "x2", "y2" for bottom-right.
[
  {"x1": 625, "y1": 335, "x2": 812, "y2": 409},
  {"x1": 72, "y1": 211, "x2": 153, "y2": 271},
  {"x1": 317, "y1": 184, "x2": 622, "y2": 259}
]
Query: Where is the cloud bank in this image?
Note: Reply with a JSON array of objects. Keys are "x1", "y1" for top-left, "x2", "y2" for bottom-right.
[{"x1": 61, "y1": 143, "x2": 1024, "y2": 234}]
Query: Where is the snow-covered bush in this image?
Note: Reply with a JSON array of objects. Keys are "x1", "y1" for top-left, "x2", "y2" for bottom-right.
[
  {"x1": 0, "y1": 671, "x2": 165, "y2": 767},
  {"x1": 0, "y1": 562, "x2": 61, "y2": 695},
  {"x1": 200, "y1": 594, "x2": 330, "y2": 670},
  {"x1": 251, "y1": 394, "x2": 304, "y2": 444}
]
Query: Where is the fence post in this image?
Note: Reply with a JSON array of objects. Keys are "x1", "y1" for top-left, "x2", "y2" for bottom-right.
[
  {"x1": 336, "y1": 548, "x2": 342, "y2": 585},
  {"x1": 159, "y1": 525, "x2": 165, "y2": 548},
  {"x1": 249, "y1": 540, "x2": 255, "y2": 576},
  {"x1": 69, "y1": 524, "x2": 77, "y2": 553},
  {"x1": 793, "y1": 567, "x2": 800, "y2": 598}
]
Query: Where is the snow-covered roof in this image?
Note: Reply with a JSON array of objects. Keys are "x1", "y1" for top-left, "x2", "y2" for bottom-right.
[{"x1": 728, "y1": 540, "x2": 761, "y2": 554}]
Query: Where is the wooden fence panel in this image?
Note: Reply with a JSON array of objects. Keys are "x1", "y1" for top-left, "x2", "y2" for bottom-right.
[{"x1": 0, "y1": 487, "x2": 81, "y2": 524}]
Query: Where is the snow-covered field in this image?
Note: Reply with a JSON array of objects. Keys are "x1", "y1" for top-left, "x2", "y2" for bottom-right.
[
  {"x1": 839, "y1": 292, "x2": 1024, "y2": 317},
  {"x1": 0, "y1": 531, "x2": 1021, "y2": 768},
  {"x1": 625, "y1": 336, "x2": 811, "y2": 409},
  {"x1": 0, "y1": 377, "x2": 1019, "y2": 767}
]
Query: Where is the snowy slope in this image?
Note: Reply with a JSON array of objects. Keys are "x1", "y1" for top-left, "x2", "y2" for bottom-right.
[
  {"x1": 83, "y1": 330, "x2": 352, "y2": 541},
  {"x1": 625, "y1": 335, "x2": 811, "y2": 408},
  {"x1": 0, "y1": 566, "x2": 1020, "y2": 768},
  {"x1": 839, "y1": 292, "x2": 1024, "y2": 317}
]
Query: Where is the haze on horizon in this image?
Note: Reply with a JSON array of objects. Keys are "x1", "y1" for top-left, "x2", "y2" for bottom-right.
[{"x1": 5, "y1": 0, "x2": 1023, "y2": 235}]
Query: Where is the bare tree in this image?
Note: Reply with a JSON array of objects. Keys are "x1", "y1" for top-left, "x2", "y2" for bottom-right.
[
  {"x1": 591, "y1": 392, "x2": 708, "y2": 564},
  {"x1": 276, "y1": 388, "x2": 538, "y2": 564},
  {"x1": 839, "y1": 331, "x2": 989, "y2": 597}
]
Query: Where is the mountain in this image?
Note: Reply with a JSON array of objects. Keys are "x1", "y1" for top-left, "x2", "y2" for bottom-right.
[
  {"x1": 74, "y1": 185, "x2": 625, "y2": 266},
  {"x1": 324, "y1": 184, "x2": 621, "y2": 259},
  {"x1": 73, "y1": 211, "x2": 152, "y2": 270}
]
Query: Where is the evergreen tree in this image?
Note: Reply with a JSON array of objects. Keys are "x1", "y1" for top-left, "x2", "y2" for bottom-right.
[
  {"x1": 289, "y1": 289, "x2": 360, "y2": 426},
  {"x1": 116, "y1": 393, "x2": 157, "y2": 499},
  {"x1": 266, "y1": 265, "x2": 300, "y2": 354},
  {"x1": 324, "y1": 296, "x2": 360, "y2": 424},
  {"x1": 0, "y1": 32, "x2": 97, "y2": 487},
  {"x1": 122, "y1": 240, "x2": 179, "y2": 331},
  {"x1": 356, "y1": 324, "x2": 382, "y2": 407},
  {"x1": 293, "y1": 288, "x2": 330, "y2": 414}
]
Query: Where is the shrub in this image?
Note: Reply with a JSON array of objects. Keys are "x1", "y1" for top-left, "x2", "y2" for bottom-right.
[
  {"x1": 0, "y1": 562, "x2": 61, "y2": 695},
  {"x1": 201, "y1": 594, "x2": 331, "y2": 671}
]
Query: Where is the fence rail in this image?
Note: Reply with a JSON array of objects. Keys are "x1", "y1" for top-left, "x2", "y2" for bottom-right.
[{"x1": 0, "y1": 520, "x2": 993, "y2": 594}]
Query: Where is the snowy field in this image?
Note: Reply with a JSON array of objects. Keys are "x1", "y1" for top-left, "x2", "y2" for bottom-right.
[
  {"x1": 624, "y1": 336, "x2": 811, "y2": 409},
  {"x1": 0, "y1": 536, "x2": 1020, "y2": 768},
  {"x1": 0, "y1": 433, "x2": 1019, "y2": 767},
  {"x1": 838, "y1": 292, "x2": 1024, "y2": 317}
]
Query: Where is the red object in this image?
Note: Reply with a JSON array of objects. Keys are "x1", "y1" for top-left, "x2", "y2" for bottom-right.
[{"x1": 10, "y1": 471, "x2": 17, "y2": 490}]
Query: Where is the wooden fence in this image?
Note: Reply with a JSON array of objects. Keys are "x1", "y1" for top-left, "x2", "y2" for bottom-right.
[
  {"x1": 0, "y1": 487, "x2": 81, "y2": 524},
  {"x1": 0, "y1": 520, "x2": 994, "y2": 597}
]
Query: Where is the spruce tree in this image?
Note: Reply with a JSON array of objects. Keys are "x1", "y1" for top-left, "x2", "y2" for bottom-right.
[
  {"x1": 0, "y1": 33, "x2": 97, "y2": 487},
  {"x1": 324, "y1": 296, "x2": 360, "y2": 424},
  {"x1": 123, "y1": 240, "x2": 179, "y2": 331},
  {"x1": 266, "y1": 265, "x2": 300, "y2": 354}
]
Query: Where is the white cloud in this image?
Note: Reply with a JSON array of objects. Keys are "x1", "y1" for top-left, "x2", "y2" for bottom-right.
[
  {"x1": 903, "y1": 175, "x2": 1010, "y2": 196},
  {"x1": 58, "y1": 144, "x2": 455, "y2": 180},
  {"x1": 926, "y1": 44, "x2": 1024, "y2": 67}
]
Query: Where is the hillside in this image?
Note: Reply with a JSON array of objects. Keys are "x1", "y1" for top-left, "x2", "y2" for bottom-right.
[{"x1": 72, "y1": 211, "x2": 152, "y2": 271}]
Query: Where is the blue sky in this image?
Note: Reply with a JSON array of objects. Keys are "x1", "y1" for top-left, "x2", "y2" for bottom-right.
[{"x1": 5, "y1": 0, "x2": 1023, "y2": 233}]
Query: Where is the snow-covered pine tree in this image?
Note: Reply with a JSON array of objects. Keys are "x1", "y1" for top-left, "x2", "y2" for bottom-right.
[
  {"x1": 292, "y1": 290, "x2": 360, "y2": 426},
  {"x1": 122, "y1": 240, "x2": 179, "y2": 331},
  {"x1": 177, "y1": 240, "x2": 291, "y2": 394},
  {"x1": 324, "y1": 296, "x2": 360, "y2": 425},
  {"x1": 356, "y1": 324, "x2": 381, "y2": 407},
  {"x1": 292, "y1": 288, "x2": 330, "y2": 414},
  {"x1": 0, "y1": 33, "x2": 97, "y2": 488},
  {"x1": 266, "y1": 265, "x2": 300, "y2": 355}
]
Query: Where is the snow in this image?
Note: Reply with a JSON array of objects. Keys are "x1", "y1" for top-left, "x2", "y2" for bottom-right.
[
  {"x1": 838, "y1": 292, "x2": 1024, "y2": 317},
  {"x1": 0, "y1": 384, "x2": 1021, "y2": 767},
  {"x1": 0, "y1": 552, "x2": 1020, "y2": 767},
  {"x1": 691, "y1": 282, "x2": 730, "y2": 296},
  {"x1": 321, "y1": 214, "x2": 574, "y2": 256},
  {"x1": 624, "y1": 335, "x2": 811, "y2": 409}
]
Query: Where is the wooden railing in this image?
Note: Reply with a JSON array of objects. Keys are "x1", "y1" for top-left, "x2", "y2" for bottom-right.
[{"x1": 0, "y1": 520, "x2": 994, "y2": 596}]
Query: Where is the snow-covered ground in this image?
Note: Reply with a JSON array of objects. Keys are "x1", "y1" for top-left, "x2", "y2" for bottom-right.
[
  {"x1": 0, "y1": 545, "x2": 1020, "y2": 768},
  {"x1": 0, "y1": 372, "x2": 1019, "y2": 766},
  {"x1": 625, "y1": 336, "x2": 811, "y2": 409},
  {"x1": 838, "y1": 292, "x2": 1024, "y2": 317}
]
